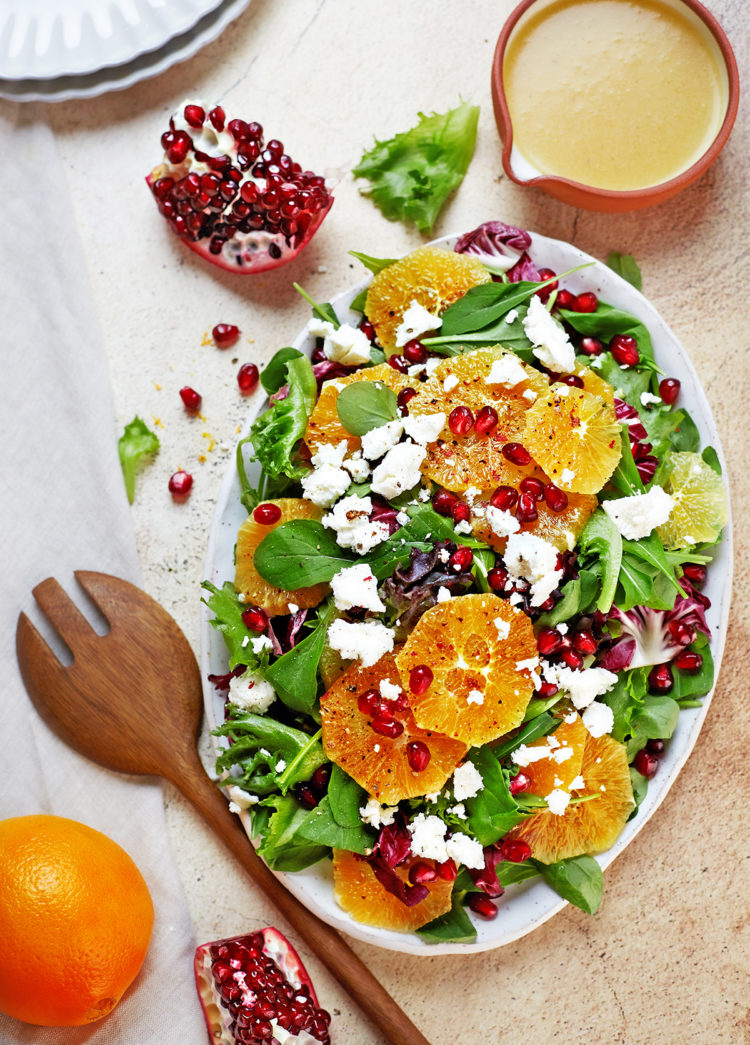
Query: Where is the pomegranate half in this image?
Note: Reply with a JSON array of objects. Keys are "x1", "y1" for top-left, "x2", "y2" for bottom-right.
[
  {"x1": 147, "y1": 100, "x2": 333, "y2": 273},
  {"x1": 194, "y1": 928, "x2": 331, "y2": 1044}
]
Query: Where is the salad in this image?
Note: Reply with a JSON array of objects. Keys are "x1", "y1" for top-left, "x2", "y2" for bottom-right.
[{"x1": 203, "y1": 221, "x2": 728, "y2": 946}]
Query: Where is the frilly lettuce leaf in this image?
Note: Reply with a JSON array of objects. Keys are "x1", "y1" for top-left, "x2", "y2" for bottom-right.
[
  {"x1": 118, "y1": 416, "x2": 159, "y2": 503},
  {"x1": 249, "y1": 355, "x2": 317, "y2": 479}
]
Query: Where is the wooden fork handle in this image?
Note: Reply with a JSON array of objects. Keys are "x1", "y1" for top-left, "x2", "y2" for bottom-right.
[{"x1": 172, "y1": 753, "x2": 432, "y2": 1045}]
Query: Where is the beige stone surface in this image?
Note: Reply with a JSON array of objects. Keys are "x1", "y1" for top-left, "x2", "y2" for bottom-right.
[{"x1": 22, "y1": 0, "x2": 750, "y2": 1040}]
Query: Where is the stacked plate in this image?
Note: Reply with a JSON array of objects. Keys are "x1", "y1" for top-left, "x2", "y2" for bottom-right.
[{"x1": 0, "y1": 0, "x2": 252, "y2": 102}]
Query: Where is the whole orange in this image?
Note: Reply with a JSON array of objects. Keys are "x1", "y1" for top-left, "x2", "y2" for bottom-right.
[{"x1": 0, "y1": 814, "x2": 154, "y2": 1027}]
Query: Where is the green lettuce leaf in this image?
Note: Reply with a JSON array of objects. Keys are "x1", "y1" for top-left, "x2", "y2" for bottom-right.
[
  {"x1": 118, "y1": 416, "x2": 160, "y2": 503},
  {"x1": 201, "y1": 580, "x2": 261, "y2": 670},
  {"x1": 250, "y1": 355, "x2": 317, "y2": 480}
]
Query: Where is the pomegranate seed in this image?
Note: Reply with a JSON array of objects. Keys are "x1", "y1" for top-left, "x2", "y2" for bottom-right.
[
  {"x1": 371, "y1": 718, "x2": 404, "y2": 739},
  {"x1": 179, "y1": 385, "x2": 202, "y2": 412},
  {"x1": 357, "y1": 689, "x2": 381, "y2": 715},
  {"x1": 310, "y1": 764, "x2": 331, "y2": 793},
  {"x1": 537, "y1": 596, "x2": 557, "y2": 612},
  {"x1": 544, "y1": 482, "x2": 568, "y2": 512},
  {"x1": 397, "y1": 387, "x2": 417, "y2": 412},
  {"x1": 298, "y1": 785, "x2": 318, "y2": 809},
  {"x1": 634, "y1": 749, "x2": 659, "y2": 778},
  {"x1": 167, "y1": 131, "x2": 191, "y2": 164},
  {"x1": 580, "y1": 336, "x2": 603, "y2": 356},
  {"x1": 359, "y1": 318, "x2": 376, "y2": 341},
  {"x1": 561, "y1": 648, "x2": 584, "y2": 669},
  {"x1": 238, "y1": 362, "x2": 260, "y2": 393},
  {"x1": 370, "y1": 700, "x2": 395, "y2": 722},
  {"x1": 474, "y1": 406, "x2": 499, "y2": 435},
  {"x1": 448, "y1": 406, "x2": 474, "y2": 435},
  {"x1": 555, "y1": 288, "x2": 575, "y2": 310},
  {"x1": 659, "y1": 377, "x2": 681, "y2": 404},
  {"x1": 500, "y1": 839, "x2": 532, "y2": 863},
  {"x1": 571, "y1": 291, "x2": 598, "y2": 313},
  {"x1": 184, "y1": 103, "x2": 205, "y2": 127},
  {"x1": 409, "y1": 665, "x2": 433, "y2": 695},
  {"x1": 212, "y1": 323, "x2": 240, "y2": 348},
  {"x1": 449, "y1": 546, "x2": 474, "y2": 571},
  {"x1": 432, "y1": 489, "x2": 459, "y2": 515},
  {"x1": 519, "y1": 476, "x2": 545, "y2": 501},
  {"x1": 468, "y1": 894, "x2": 498, "y2": 919},
  {"x1": 490, "y1": 485, "x2": 518, "y2": 510},
  {"x1": 403, "y1": 339, "x2": 427, "y2": 364},
  {"x1": 509, "y1": 771, "x2": 531, "y2": 795},
  {"x1": 502, "y1": 442, "x2": 531, "y2": 466},
  {"x1": 536, "y1": 267, "x2": 558, "y2": 300},
  {"x1": 646, "y1": 738, "x2": 665, "y2": 755},
  {"x1": 168, "y1": 470, "x2": 193, "y2": 497},
  {"x1": 682, "y1": 563, "x2": 707, "y2": 588},
  {"x1": 208, "y1": 105, "x2": 225, "y2": 130},
  {"x1": 667, "y1": 619, "x2": 694, "y2": 646},
  {"x1": 674, "y1": 650, "x2": 703, "y2": 673},
  {"x1": 537, "y1": 627, "x2": 562, "y2": 656},
  {"x1": 253, "y1": 502, "x2": 282, "y2": 525},
  {"x1": 409, "y1": 860, "x2": 438, "y2": 885},
  {"x1": 538, "y1": 681, "x2": 559, "y2": 698},
  {"x1": 558, "y1": 373, "x2": 584, "y2": 388},
  {"x1": 515, "y1": 492, "x2": 538, "y2": 522},
  {"x1": 437, "y1": 858, "x2": 457, "y2": 881},
  {"x1": 242, "y1": 606, "x2": 268, "y2": 632},
  {"x1": 406, "y1": 740, "x2": 431, "y2": 773},
  {"x1": 648, "y1": 663, "x2": 674, "y2": 693},
  {"x1": 572, "y1": 629, "x2": 597, "y2": 655},
  {"x1": 610, "y1": 334, "x2": 640, "y2": 367},
  {"x1": 451, "y1": 501, "x2": 471, "y2": 524},
  {"x1": 386, "y1": 354, "x2": 409, "y2": 373},
  {"x1": 488, "y1": 566, "x2": 509, "y2": 591}
]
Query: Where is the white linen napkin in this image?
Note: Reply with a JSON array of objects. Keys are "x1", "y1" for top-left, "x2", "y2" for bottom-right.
[{"x1": 0, "y1": 104, "x2": 204, "y2": 1043}]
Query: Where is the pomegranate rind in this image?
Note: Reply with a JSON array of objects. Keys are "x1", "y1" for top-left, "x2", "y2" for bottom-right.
[
  {"x1": 320, "y1": 651, "x2": 467, "y2": 804},
  {"x1": 332, "y1": 850, "x2": 453, "y2": 931},
  {"x1": 235, "y1": 498, "x2": 328, "y2": 615},
  {"x1": 304, "y1": 363, "x2": 414, "y2": 454},
  {"x1": 506, "y1": 733, "x2": 635, "y2": 864},
  {"x1": 395, "y1": 594, "x2": 538, "y2": 746}
]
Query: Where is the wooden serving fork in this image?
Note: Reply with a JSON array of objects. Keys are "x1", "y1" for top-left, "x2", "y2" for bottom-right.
[{"x1": 16, "y1": 571, "x2": 431, "y2": 1045}]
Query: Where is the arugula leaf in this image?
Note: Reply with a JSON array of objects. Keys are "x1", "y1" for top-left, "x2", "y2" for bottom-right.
[
  {"x1": 293, "y1": 283, "x2": 340, "y2": 327},
  {"x1": 609, "y1": 428, "x2": 645, "y2": 497},
  {"x1": 366, "y1": 505, "x2": 477, "y2": 580},
  {"x1": 535, "y1": 854, "x2": 603, "y2": 914},
  {"x1": 578, "y1": 510, "x2": 623, "y2": 612},
  {"x1": 669, "y1": 408, "x2": 700, "y2": 452},
  {"x1": 626, "y1": 694, "x2": 680, "y2": 759},
  {"x1": 201, "y1": 580, "x2": 259, "y2": 670},
  {"x1": 353, "y1": 100, "x2": 480, "y2": 234},
  {"x1": 492, "y1": 711, "x2": 561, "y2": 760},
  {"x1": 265, "y1": 601, "x2": 336, "y2": 715},
  {"x1": 250, "y1": 356, "x2": 317, "y2": 480},
  {"x1": 257, "y1": 795, "x2": 329, "y2": 871},
  {"x1": 254, "y1": 519, "x2": 354, "y2": 588},
  {"x1": 605, "y1": 251, "x2": 642, "y2": 290},
  {"x1": 537, "y1": 567, "x2": 601, "y2": 626},
  {"x1": 349, "y1": 250, "x2": 397, "y2": 275},
  {"x1": 118, "y1": 416, "x2": 160, "y2": 503},
  {"x1": 336, "y1": 381, "x2": 399, "y2": 435},
  {"x1": 417, "y1": 895, "x2": 477, "y2": 944},
  {"x1": 214, "y1": 713, "x2": 326, "y2": 796},
  {"x1": 592, "y1": 353, "x2": 653, "y2": 410},
  {"x1": 464, "y1": 748, "x2": 524, "y2": 846},
  {"x1": 621, "y1": 532, "x2": 683, "y2": 603},
  {"x1": 562, "y1": 302, "x2": 655, "y2": 363},
  {"x1": 260, "y1": 347, "x2": 304, "y2": 395},
  {"x1": 629, "y1": 767, "x2": 649, "y2": 816}
]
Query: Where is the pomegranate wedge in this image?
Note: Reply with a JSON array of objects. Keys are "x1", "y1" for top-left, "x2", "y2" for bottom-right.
[
  {"x1": 194, "y1": 928, "x2": 331, "y2": 1044},
  {"x1": 148, "y1": 100, "x2": 333, "y2": 274}
]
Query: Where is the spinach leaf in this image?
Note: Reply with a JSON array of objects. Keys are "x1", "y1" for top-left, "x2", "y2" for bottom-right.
[
  {"x1": 260, "y1": 347, "x2": 304, "y2": 395},
  {"x1": 608, "y1": 427, "x2": 644, "y2": 497},
  {"x1": 535, "y1": 854, "x2": 603, "y2": 914},
  {"x1": 293, "y1": 283, "x2": 340, "y2": 327},
  {"x1": 626, "y1": 694, "x2": 680, "y2": 759},
  {"x1": 297, "y1": 766, "x2": 374, "y2": 853},
  {"x1": 118, "y1": 416, "x2": 160, "y2": 503},
  {"x1": 349, "y1": 250, "x2": 397, "y2": 275},
  {"x1": 621, "y1": 532, "x2": 682, "y2": 602},
  {"x1": 670, "y1": 408, "x2": 700, "y2": 452},
  {"x1": 496, "y1": 860, "x2": 541, "y2": 888},
  {"x1": 605, "y1": 251, "x2": 642, "y2": 290},
  {"x1": 492, "y1": 711, "x2": 561, "y2": 760},
  {"x1": 201, "y1": 580, "x2": 259, "y2": 670},
  {"x1": 671, "y1": 633, "x2": 714, "y2": 705},
  {"x1": 336, "y1": 380, "x2": 399, "y2": 435},
  {"x1": 214, "y1": 714, "x2": 326, "y2": 796},
  {"x1": 602, "y1": 668, "x2": 647, "y2": 743},
  {"x1": 537, "y1": 567, "x2": 601, "y2": 626},
  {"x1": 265, "y1": 601, "x2": 336, "y2": 715},
  {"x1": 616, "y1": 547, "x2": 676, "y2": 612},
  {"x1": 702, "y1": 445, "x2": 722, "y2": 475},
  {"x1": 417, "y1": 896, "x2": 477, "y2": 944},
  {"x1": 254, "y1": 519, "x2": 354, "y2": 588},
  {"x1": 439, "y1": 281, "x2": 541, "y2": 336},
  {"x1": 349, "y1": 287, "x2": 368, "y2": 314},
  {"x1": 464, "y1": 747, "x2": 525, "y2": 846},
  {"x1": 592, "y1": 353, "x2": 653, "y2": 410},
  {"x1": 366, "y1": 505, "x2": 476, "y2": 579},
  {"x1": 629, "y1": 767, "x2": 649, "y2": 817},
  {"x1": 578, "y1": 510, "x2": 623, "y2": 612},
  {"x1": 250, "y1": 356, "x2": 317, "y2": 480},
  {"x1": 327, "y1": 764, "x2": 368, "y2": 828},
  {"x1": 257, "y1": 796, "x2": 329, "y2": 871},
  {"x1": 561, "y1": 301, "x2": 655, "y2": 362}
]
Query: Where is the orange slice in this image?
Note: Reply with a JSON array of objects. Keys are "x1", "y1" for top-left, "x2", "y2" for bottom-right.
[
  {"x1": 365, "y1": 246, "x2": 491, "y2": 352},
  {"x1": 304, "y1": 363, "x2": 413, "y2": 454},
  {"x1": 395, "y1": 594, "x2": 538, "y2": 746},
  {"x1": 234, "y1": 498, "x2": 328, "y2": 615},
  {"x1": 522, "y1": 385, "x2": 621, "y2": 494},
  {"x1": 505, "y1": 732, "x2": 634, "y2": 863},
  {"x1": 320, "y1": 652, "x2": 467, "y2": 804},
  {"x1": 333, "y1": 849, "x2": 453, "y2": 931},
  {"x1": 522, "y1": 710, "x2": 588, "y2": 797}
]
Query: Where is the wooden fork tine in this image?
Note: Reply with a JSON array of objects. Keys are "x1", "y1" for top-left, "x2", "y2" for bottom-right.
[
  {"x1": 31, "y1": 577, "x2": 99, "y2": 658},
  {"x1": 16, "y1": 610, "x2": 69, "y2": 694}
]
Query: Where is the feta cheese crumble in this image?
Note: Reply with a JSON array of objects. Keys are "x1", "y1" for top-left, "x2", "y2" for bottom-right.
[
  {"x1": 395, "y1": 300, "x2": 442, "y2": 348},
  {"x1": 408, "y1": 814, "x2": 449, "y2": 861},
  {"x1": 379, "y1": 679, "x2": 402, "y2": 702},
  {"x1": 250, "y1": 635, "x2": 273, "y2": 655},
  {"x1": 330, "y1": 562, "x2": 385, "y2": 613},
  {"x1": 452, "y1": 762, "x2": 484, "y2": 800},
  {"x1": 545, "y1": 789, "x2": 571, "y2": 816},
  {"x1": 402, "y1": 412, "x2": 446, "y2": 446},
  {"x1": 360, "y1": 797, "x2": 398, "y2": 829},
  {"x1": 504, "y1": 531, "x2": 563, "y2": 607},
  {"x1": 486, "y1": 505, "x2": 521, "y2": 539},
  {"x1": 437, "y1": 586, "x2": 452, "y2": 603},
  {"x1": 553, "y1": 665, "x2": 618, "y2": 710},
  {"x1": 370, "y1": 442, "x2": 426, "y2": 499},
  {"x1": 640, "y1": 391, "x2": 662, "y2": 408},
  {"x1": 602, "y1": 485, "x2": 675, "y2": 540},
  {"x1": 523, "y1": 294, "x2": 576, "y2": 373},
  {"x1": 323, "y1": 323, "x2": 372, "y2": 366},
  {"x1": 228, "y1": 671, "x2": 276, "y2": 714},
  {"x1": 322, "y1": 495, "x2": 390, "y2": 554},
  {"x1": 443, "y1": 374, "x2": 459, "y2": 392},
  {"x1": 494, "y1": 616, "x2": 511, "y2": 640},
  {"x1": 484, "y1": 354, "x2": 528, "y2": 387},
  {"x1": 467, "y1": 689, "x2": 484, "y2": 705},
  {"x1": 361, "y1": 419, "x2": 404, "y2": 461},
  {"x1": 582, "y1": 700, "x2": 615, "y2": 738},
  {"x1": 445, "y1": 832, "x2": 484, "y2": 870},
  {"x1": 327, "y1": 619, "x2": 395, "y2": 667},
  {"x1": 300, "y1": 462, "x2": 351, "y2": 507},
  {"x1": 310, "y1": 440, "x2": 348, "y2": 468}
]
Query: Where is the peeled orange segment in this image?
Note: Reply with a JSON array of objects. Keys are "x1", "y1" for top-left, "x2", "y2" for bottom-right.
[
  {"x1": 409, "y1": 347, "x2": 551, "y2": 492},
  {"x1": 235, "y1": 498, "x2": 328, "y2": 615},
  {"x1": 395, "y1": 594, "x2": 538, "y2": 746},
  {"x1": 505, "y1": 732, "x2": 634, "y2": 864},
  {"x1": 522, "y1": 385, "x2": 622, "y2": 495},
  {"x1": 320, "y1": 652, "x2": 467, "y2": 804},
  {"x1": 364, "y1": 245, "x2": 491, "y2": 352},
  {"x1": 656, "y1": 451, "x2": 729, "y2": 550},
  {"x1": 304, "y1": 363, "x2": 413, "y2": 453},
  {"x1": 577, "y1": 365, "x2": 615, "y2": 406},
  {"x1": 333, "y1": 849, "x2": 453, "y2": 931},
  {"x1": 522, "y1": 710, "x2": 588, "y2": 797}
]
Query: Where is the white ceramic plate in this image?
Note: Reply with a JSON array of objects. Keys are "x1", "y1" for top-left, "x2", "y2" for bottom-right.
[
  {"x1": 201, "y1": 231, "x2": 732, "y2": 955},
  {"x1": 0, "y1": 0, "x2": 251, "y2": 102}
]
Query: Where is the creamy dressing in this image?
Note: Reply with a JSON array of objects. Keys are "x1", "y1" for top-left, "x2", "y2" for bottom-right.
[{"x1": 503, "y1": 0, "x2": 728, "y2": 190}]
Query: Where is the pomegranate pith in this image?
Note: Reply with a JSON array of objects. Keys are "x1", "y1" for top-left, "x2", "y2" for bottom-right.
[{"x1": 148, "y1": 100, "x2": 333, "y2": 274}]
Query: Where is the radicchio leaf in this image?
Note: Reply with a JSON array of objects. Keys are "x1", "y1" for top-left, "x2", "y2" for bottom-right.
[
  {"x1": 454, "y1": 220, "x2": 532, "y2": 274},
  {"x1": 506, "y1": 253, "x2": 541, "y2": 283},
  {"x1": 376, "y1": 819, "x2": 412, "y2": 868},
  {"x1": 468, "y1": 844, "x2": 505, "y2": 898},
  {"x1": 367, "y1": 856, "x2": 429, "y2": 907},
  {"x1": 598, "y1": 592, "x2": 710, "y2": 671},
  {"x1": 382, "y1": 543, "x2": 473, "y2": 636}
]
